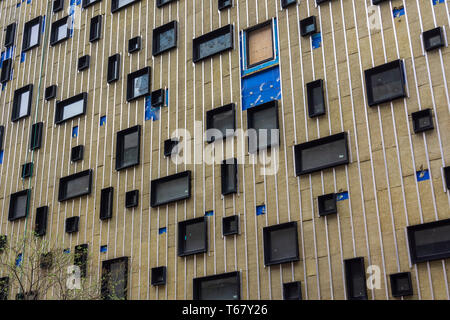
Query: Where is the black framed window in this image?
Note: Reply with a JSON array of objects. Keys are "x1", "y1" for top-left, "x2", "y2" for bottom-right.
[
  {"x1": 281, "y1": 0, "x2": 297, "y2": 9},
  {"x1": 318, "y1": 193, "x2": 337, "y2": 216},
  {"x1": 115, "y1": 125, "x2": 141, "y2": 171},
  {"x1": 218, "y1": 0, "x2": 232, "y2": 10},
  {"x1": 71, "y1": 145, "x2": 84, "y2": 162},
  {"x1": 40, "y1": 252, "x2": 53, "y2": 269},
  {"x1": 193, "y1": 271, "x2": 240, "y2": 300},
  {"x1": 423, "y1": 26, "x2": 445, "y2": 52},
  {"x1": 45, "y1": 85, "x2": 57, "y2": 101},
  {"x1": 245, "y1": 21, "x2": 274, "y2": 68},
  {"x1": 193, "y1": 24, "x2": 233, "y2": 63},
  {"x1": 89, "y1": 15, "x2": 102, "y2": 43},
  {"x1": 53, "y1": 0, "x2": 64, "y2": 13},
  {"x1": 74, "y1": 244, "x2": 88, "y2": 277},
  {"x1": 364, "y1": 59, "x2": 407, "y2": 106},
  {"x1": 30, "y1": 122, "x2": 43, "y2": 150},
  {"x1": 8, "y1": 189, "x2": 31, "y2": 221},
  {"x1": 111, "y1": 0, "x2": 141, "y2": 13},
  {"x1": 222, "y1": 215, "x2": 239, "y2": 236},
  {"x1": 4, "y1": 23, "x2": 16, "y2": 48},
  {"x1": 151, "y1": 89, "x2": 165, "y2": 108},
  {"x1": 344, "y1": 257, "x2": 368, "y2": 300},
  {"x1": 316, "y1": 0, "x2": 331, "y2": 4},
  {"x1": 390, "y1": 272, "x2": 413, "y2": 298},
  {"x1": 178, "y1": 216, "x2": 207, "y2": 257},
  {"x1": 150, "y1": 171, "x2": 191, "y2": 207},
  {"x1": 65, "y1": 216, "x2": 79, "y2": 233},
  {"x1": 12, "y1": 84, "x2": 33, "y2": 122},
  {"x1": 411, "y1": 108, "x2": 434, "y2": 133},
  {"x1": 58, "y1": 169, "x2": 93, "y2": 202},
  {"x1": 125, "y1": 190, "x2": 139, "y2": 208},
  {"x1": 0, "y1": 277, "x2": 9, "y2": 300},
  {"x1": 152, "y1": 21, "x2": 177, "y2": 56},
  {"x1": 0, "y1": 125, "x2": 4, "y2": 151},
  {"x1": 372, "y1": 0, "x2": 387, "y2": 4},
  {"x1": 156, "y1": 0, "x2": 177, "y2": 8},
  {"x1": 100, "y1": 187, "x2": 114, "y2": 220},
  {"x1": 294, "y1": 132, "x2": 349, "y2": 176},
  {"x1": 82, "y1": 0, "x2": 102, "y2": 8},
  {"x1": 407, "y1": 218, "x2": 450, "y2": 264},
  {"x1": 107, "y1": 54, "x2": 120, "y2": 83},
  {"x1": 306, "y1": 79, "x2": 325, "y2": 117},
  {"x1": 55, "y1": 92, "x2": 87, "y2": 124},
  {"x1": 444, "y1": 166, "x2": 450, "y2": 190},
  {"x1": 247, "y1": 100, "x2": 279, "y2": 154},
  {"x1": 35, "y1": 206, "x2": 48, "y2": 237},
  {"x1": 101, "y1": 257, "x2": 128, "y2": 300},
  {"x1": 128, "y1": 36, "x2": 141, "y2": 53},
  {"x1": 21, "y1": 162, "x2": 33, "y2": 179},
  {"x1": 151, "y1": 266, "x2": 167, "y2": 286},
  {"x1": 163, "y1": 138, "x2": 179, "y2": 157},
  {"x1": 221, "y1": 158, "x2": 238, "y2": 195},
  {"x1": 50, "y1": 16, "x2": 70, "y2": 46},
  {"x1": 263, "y1": 221, "x2": 299, "y2": 266},
  {"x1": 283, "y1": 281, "x2": 302, "y2": 300},
  {"x1": 0, "y1": 58, "x2": 12, "y2": 84},
  {"x1": 126, "y1": 67, "x2": 151, "y2": 102},
  {"x1": 206, "y1": 103, "x2": 235, "y2": 143},
  {"x1": 300, "y1": 16, "x2": 317, "y2": 37},
  {"x1": 22, "y1": 16, "x2": 43, "y2": 52},
  {"x1": 78, "y1": 55, "x2": 90, "y2": 71}
]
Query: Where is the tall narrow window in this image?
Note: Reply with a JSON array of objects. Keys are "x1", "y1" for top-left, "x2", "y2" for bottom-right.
[
  {"x1": 0, "y1": 126, "x2": 4, "y2": 151},
  {"x1": 22, "y1": 16, "x2": 43, "y2": 52},
  {"x1": 8, "y1": 189, "x2": 31, "y2": 221},
  {"x1": 178, "y1": 217, "x2": 208, "y2": 257},
  {"x1": 4, "y1": 23, "x2": 16, "y2": 48},
  {"x1": 55, "y1": 92, "x2": 87, "y2": 124},
  {"x1": 263, "y1": 222, "x2": 299, "y2": 266},
  {"x1": 193, "y1": 24, "x2": 234, "y2": 63},
  {"x1": 74, "y1": 244, "x2": 88, "y2": 278},
  {"x1": 128, "y1": 36, "x2": 141, "y2": 53},
  {"x1": 89, "y1": 15, "x2": 102, "y2": 42},
  {"x1": 221, "y1": 158, "x2": 238, "y2": 195},
  {"x1": 100, "y1": 187, "x2": 113, "y2": 220},
  {"x1": 30, "y1": 122, "x2": 43, "y2": 150},
  {"x1": 344, "y1": 257, "x2": 368, "y2": 300},
  {"x1": 65, "y1": 216, "x2": 79, "y2": 233},
  {"x1": 0, "y1": 58, "x2": 12, "y2": 84},
  {"x1": 107, "y1": 54, "x2": 120, "y2": 83},
  {"x1": 101, "y1": 257, "x2": 128, "y2": 300},
  {"x1": 206, "y1": 103, "x2": 235, "y2": 143},
  {"x1": 35, "y1": 206, "x2": 48, "y2": 237},
  {"x1": 193, "y1": 271, "x2": 240, "y2": 300},
  {"x1": 115, "y1": 125, "x2": 141, "y2": 171},
  {"x1": 150, "y1": 171, "x2": 191, "y2": 207},
  {"x1": 111, "y1": 0, "x2": 141, "y2": 13},
  {"x1": 45, "y1": 85, "x2": 57, "y2": 101},
  {"x1": 306, "y1": 79, "x2": 325, "y2": 117},
  {"x1": 58, "y1": 169, "x2": 93, "y2": 202},
  {"x1": 247, "y1": 100, "x2": 279, "y2": 154},
  {"x1": 126, "y1": 67, "x2": 151, "y2": 102},
  {"x1": 12, "y1": 85, "x2": 33, "y2": 122},
  {"x1": 246, "y1": 21, "x2": 274, "y2": 68},
  {"x1": 152, "y1": 21, "x2": 177, "y2": 56},
  {"x1": 50, "y1": 16, "x2": 70, "y2": 46},
  {"x1": 444, "y1": 166, "x2": 450, "y2": 190}
]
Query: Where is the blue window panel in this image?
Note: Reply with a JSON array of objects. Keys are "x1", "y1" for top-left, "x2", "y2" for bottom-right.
[
  {"x1": 205, "y1": 210, "x2": 214, "y2": 217},
  {"x1": 337, "y1": 191, "x2": 349, "y2": 202},
  {"x1": 159, "y1": 227, "x2": 167, "y2": 235},
  {"x1": 21, "y1": 52, "x2": 26, "y2": 63},
  {"x1": 63, "y1": 248, "x2": 70, "y2": 254},
  {"x1": 0, "y1": 151, "x2": 3, "y2": 164},
  {"x1": 256, "y1": 204, "x2": 266, "y2": 216},
  {"x1": 242, "y1": 66, "x2": 281, "y2": 111},
  {"x1": 165, "y1": 88, "x2": 169, "y2": 106},
  {"x1": 72, "y1": 126, "x2": 78, "y2": 138},
  {"x1": 416, "y1": 169, "x2": 430, "y2": 182},
  {"x1": 433, "y1": 0, "x2": 444, "y2": 5},
  {"x1": 145, "y1": 95, "x2": 161, "y2": 121},
  {"x1": 15, "y1": 253, "x2": 23, "y2": 267},
  {"x1": 100, "y1": 245, "x2": 108, "y2": 253},
  {"x1": 100, "y1": 115, "x2": 106, "y2": 126},
  {"x1": 393, "y1": 7, "x2": 405, "y2": 18},
  {"x1": 312, "y1": 32, "x2": 321, "y2": 49}
]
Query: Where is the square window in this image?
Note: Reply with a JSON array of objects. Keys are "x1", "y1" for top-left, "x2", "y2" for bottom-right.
[
  {"x1": 263, "y1": 221, "x2": 299, "y2": 266},
  {"x1": 8, "y1": 189, "x2": 30, "y2": 221},
  {"x1": 423, "y1": 26, "x2": 445, "y2": 52},
  {"x1": 82, "y1": 0, "x2": 102, "y2": 8},
  {"x1": 0, "y1": 58, "x2": 12, "y2": 84},
  {"x1": 0, "y1": 277, "x2": 8, "y2": 300},
  {"x1": 78, "y1": 55, "x2": 90, "y2": 72},
  {"x1": 364, "y1": 59, "x2": 407, "y2": 106},
  {"x1": 390, "y1": 272, "x2": 413, "y2": 297},
  {"x1": 411, "y1": 108, "x2": 434, "y2": 133},
  {"x1": 74, "y1": 244, "x2": 88, "y2": 277},
  {"x1": 193, "y1": 271, "x2": 240, "y2": 300},
  {"x1": 344, "y1": 257, "x2": 368, "y2": 300},
  {"x1": 58, "y1": 169, "x2": 93, "y2": 202},
  {"x1": 156, "y1": 0, "x2": 177, "y2": 8},
  {"x1": 300, "y1": 16, "x2": 317, "y2": 37},
  {"x1": 206, "y1": 103, "x2": 235, "y2": 143},
  {"x1": 40, "y1": 252, "x2": 53, "y2": 269},
  {"x1": 65, "y1": 216, "x2": 79, "y2": 234},
  {"x1": 116, "y1": 125, "x2": 141, "y2": 171},
  {"x1": 372, "y1": 0, "x2": 387, "y2": 4},
  {"x1": 125, "y1": 190, "x2": 139, "y2": 208},
  {"x1": 152, "y1": 21, "x2": 177, "y2": 56},
  {"x1": 178, "y1": 216, "x2": 207, "y2": 257},
  {"x1": 247, "y1": 100, "x2": 279, "y2": 154},
  {"x1": 4, "y1": 23, "x2": 16, "y2": 48},
  {"x1": 246, "y1": 21, "x2": 274, "y2": 68},
  {"x1": 12, "y1": 84, "x2": 33, "y2": 122},
  {"x1": 89, "y1": 15, "x2": 102, "y2": 43},
  {"x1": 163, "y1": 138, "x2": 179, "y2": 157},
  {"x1": 128, "y1": 36, "x2": 141, "y2": 53},
  {"x1": 221, "y1": 158, "x2": 238, "y2": 195},
  {"x1": 193, "y1": 24, "x2": 234, "y2": 63},
  {"x1": 444, "y1": 166, "x2": 450, "y2": 190},
  {"x1": 50, "y1": 16, "x2": 70, "y2": 46},
  {"x1": 294, "y1": 132, "x2": 349, "y2": 176},
  {"x1": 151, "y1": 266, "x2": 167, "y2": 286},
  {"x1": 53, "y1": 0, "x2": 64, "y2": 12},
  {"x1": 283, "y1": 281, "x2": 302, "y2": 300},
  {"x1": 111, "y1": 0, "x2": 141, "y2": 13},
  {"x1": 71, "y1": 145, "x2": 84, "y2": 162},
  {"x1": 22, "y1": 16, "x2": 43, "y2": 52},
  {"x1": 222, "y1": 215, "x2": 239, "y2": 236},
  {"x1": 151, "y1": 89, "x2": 165, "y2": 108},
  {"x1": 101, "y1": 257, "x2": 128, "y2": 300},
  {"x1": 281, "y1": 0, "x2": 296, "y2": 9},
  {"x1": 318, "y1": 193, "x2": 337, "y2": 216},
  {"x1": 107, "y1": 54, "x2": 120, "y2": 83},
  {"x1": 0, "y1": 235, "x2": 7, "y2": 251},
  {"x1": 45, "y1": 85, "x2": 57, "y2": 101},
  {"x1": 316, "y1": 0, "x2": 331, "y2": 4},
  {"x1": 306, "y1": 79, "x2": 325, "y2": 117},
  {"x1": 218, "y1": 0, "x2": 232, "y2": 10},
  {"x1": 35, "y1": 206, "x2": 48, "y2": 237},
  {"x1": 100, "y1": 187, "x2": 114, "y2": 220},
  {"x1": 0, "y1": 126, "x2": 4, "y2": 151},
  {"x1": 55, "y1": 92, "x2": 88, "y2": 124},
  {"x1": 126, "y1": 67, "x2": 151, "y2": 102},
  {"x1": 21, "y1": 162, "x2": 33, "y2": 179},
  {"x1": 30, "y1": 122, "x2": 43, "y2": 150},
  {"x1": 150, "y1": 171, "x2": 191, "y2": 207}
]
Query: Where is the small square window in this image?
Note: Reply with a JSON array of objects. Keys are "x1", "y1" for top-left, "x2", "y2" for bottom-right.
[
  {"x1": 246, "y1": 21, "x2": 274, "y2": 68},
  {"x1": 221, "y1": 158, "x2": 238, "y2": 195},
  {"x1": 8, "y1": 189, "x2": 30, "y2": 221},
  {"x1": 218, "y1": 0, "x2": 232, "y2": 10},
  {"x1": 151, "y1": 266, "x2": 167, "y2": 286},
  {"x1": 152, "y1": 21, "x2": 177, "y2": 56},
  {"x1": 40, "y1": 252, "x2": 53, "y2": 269},
  {"x1": 74, "y1": 244, "x2": 88, "y2": 277},
  {"x1": 193, "y1": 271, "x2": 240, "y2": 300},
  {"x1": 0, "y1": 235, "x2": 7, "y2": 251},
  {"x1": 318, "y1": 193, "x2": 337, "y2": 216},
  {"x1": 178, "y1": 216, "x2": 207, "y2": 257},
  {"x1": 0, "y1": 277, "x2": 8, "y2": 300},
  {"x1": 222, "y1": 215, "x2": 239, "y2": 236},
  {"x1": 423, "y1": 27, "x2": 445, "y2": 52},
  {"x1": 411, "y1": 108, "x2": 434, "y2": 133},
  {"x1": 344, "y1": 257, "x2": 368, "y2": 300},
  {"x1": 89, "y1": 15, "x2": 102, "y2": 43},
  {"x1": 101, "y1": 257, "x2": 128, "y2": 300},
  {"x1": 125, "y1": 190, "x2": 139, "y2": 208},
  {"x1": 58, "y1": 169, "x2": 93, "y2": 202},
  {"x1": 281, "y1": 0, "x2": 297, "y2": 9},
  {"x1": 71, "y1": 145, "x2": 84, "y2": 162},
  {"x1": 151, "y1": 171, "x2": 191, "y2": 207},
  {"x1": 116, "y1": 125, "x2": 141, "y2": 171},
  {"x1": 126, "y1": 67, "x2": 151, "y2": 102},
  {"x1": 444, "y1": 166, "x2": 450, "y2": 190},
  {"x1": 78, "y1": 55, "x2": 90, "y2": 72},
  {"x1": 390, "y1": 272, "x2": 413, "y2": 297},
  {"x1": 35, "y1": 206, "x2": 48, "y2": 237},
  {"x1": 65, "y1": 216, "x2": 80, "y2": 234},
  {"x1": 107, "y1": 54, "x2": 120, "y2": 83},
  {"x1": 0, "y1": 126, "x2": 5, "y2": 151},
  {"x1": 263, "y1": 221, "x2": 299, "y2": 266},
  {"x1": 12, "y1": 84, "x2": 33, "y2": 122},
  {"x1": 45, "y1": 85, "x2": 57, "y2": 101},
  {"x1": 21, "y1": 162, "x2": 33, "y2": 179},
  {"x1": 0, "y1": 58, "x2": 12, "y2": 84},
  {"x1": 50, "y1": 16, "x2": 70, "y2": 46},
  {"x1": 283, "y1": 281, "x2": 302, "y2": 300},
  {"x1": 247, "y1": 100, "x2": 279, "y2": 154},
  {"x1": 306, "y1": 79, "x2": 325, "y2": 117},
  {"x1": 82, "y1": 0, "x2": 102, "y2": 8},
  {"x1": 100, "y1": 187, "x2": 114, "y2": 220},
  {"x1": 193, "y1": 24, "x2": 234, "y2": 63},
  {"x1": 156, "y1": 0, "x2": 177, "y2": 8},
  {"x1": 4, "y1": 23, "x2": 16, "y2": 48},
  {"x1": 300, "y1": 16, "x2": 317, "y2": 37},
  {"x1": 111, "y1": 0, "x2": 141, "y2": 13},
  {"x1": 206, "y1": 103, "x2": 235, "y2": 143},
  {"x1": 22, "y1": 16, "x2": 43, "y2": 52},
  {"x1": 163, "y1": 138, "x2": 179, "y2": 157},
  {"x1": 128, "y1": 36, "x2": 141, "y2": 54},
  {"x1": 53, "y1": 0, "x2": 64, "y2": 13},
  {"x1": 30, "y1": 122, "x2": 43, "y2": 150},
  {"x1": 55, "y1": 92, "x2": 88, "y2": 124},
  {"x1": 151, "y1": 89, "x2": 165, "y2": 108}
]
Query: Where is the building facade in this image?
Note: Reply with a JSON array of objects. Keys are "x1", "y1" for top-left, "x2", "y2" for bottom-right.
[{"x1": 0, "y1": 0, "x2": 449, "y2": 300}]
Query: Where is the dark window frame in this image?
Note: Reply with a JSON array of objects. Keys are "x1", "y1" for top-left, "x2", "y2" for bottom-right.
[
  {"x1": 247, "y1": 100, "x2": 280, "y2": 154},
  {"x1": 78, "y1": 55, "x2": 90, "y2": 72},
  {"x1": 222, "y1": 215, "x2": 239, "y2": 236},
  {"x1": 178, "y1": 216, "x2": 208, "y2": 257},
  {"x1": 125, "y1": 190, "x2": 139, "y2": 208},
  {"x1": 111, "y1": 0, "x2": 141, "y2": 13},
  {"x1": 74, "y1": 244, "x2": 88, "y2": 277},
  {"x1": 193, "y1": 24, "x2": 234, "y2": 63},
  {"x1": 65, "y1": 216, "x2": 80, "y2": 233},
  {"x1": 193, "y1": 271, "x2": 240, "y2": 300},
  {"x1": 128, "y1": 36, "x2": 141, "y2": 53},
  {"x1": 411, "y1": 108, "x2": 434, "y2": 133},
  {"x1": 389, "y1": 272, "x2": 413, "y2": 298},
  {"x1": 50, "y1": 16, "x2": 70, "y2": 46},
  {"x1": 22, "y1": 16, "x2": 43, "y2": 53},
  {"x1": 221, "y1": 158, "x2": 238, "y2": 195},
  {"x1": 4, "y1": 23, "x2": 16, "y2": 48},
  {"x1": 423, "y1": 26, "x2": 446, "y2": 52},
  {"x1": 71, "y1": 145, "x2": 84, "y2": 162},
  {"x1": 107, "y1": 54, "x2": 120, "y2": 83},
  {"x1": 444, "y1": 166, "x2": 450, "y2": 190},
  {"x1": 306, "y1": 79, "x2": 326, "y2": 117},
  {"x1": 299, "y1": 16, "x2": 317, "y2": 37},
  {"x1": 55, "y1": 92, "x2": 88, "y2": 125},
  {"x1": 0, "y1": 58, "x2": 13, "y2": 84},
  {"x1": 263, "y1": 221, "x2": 300, "y2": 266},
  {"x1": 126, "y1": 67, "x2": 151, "y2": 102},
  {"x1": 53, "y1": 0, "x2": 64, "y2": 13},
  {"x1": 151, "y1": 266, "x2": 167, "y2": 286},
  {"x1": 82, "y1": 0, "x2": 102, "y2": 9},
  {"x1": 317, "y1": 193, "x2": 337, "y2": 216},
  {"x1": 101, "y1": 257, "x2": 129, "y2": 300},
  {"x1": 12, "y1": 84, "x2": 33, "y2": 122},
  {"x1": 21, "y1": 162, "x2": 33, "y2": 179},
  {"x1": 8, "y1": 189, "x2": 31, "y2": 221},
  {"x1": 206, "y1": 103, "x2": 236, "y2": 143},
  {"x1": 152, "y1": 21, "x2": 178, "y2": 56},
  {"x1": 151, "y1": 89, "x2": 165, "y2": 108},
  {"x1": 150, "y1": 171, "x2": 191, "y2": 207},
  {"x1": 156, "y1": 0, "x2": 177, "y2": 8},
  {"x1": 0, "y1": 126, "x2": 4, "y2": 151},
  {"x1": 344, "y1": 257, "x2": 368, "y2": 300},
  {"x1": 58, "y1": 169, "x2": 93, "y2": 202},
  {"x1": 245, "y1": 20, "x2": 275, "y2": 69},
  {"x1": 100, "y1": 187, "x2": 114, "y2": 220},
  {"x1": 281, "y1": 0, "x2": 297, "y2": 9},
  {"x1": 218, "y1": 0, "x2": 232, "y2": 10},
  {"x1": 163, "y1": 138, "x2": 179, "y2": 157},
  {"x1": 283, "y1": 281, "x2": 302, "y2": 300},
  {"x1": 89, "y1": 15, "x2": 102, "y2": 43},
  {"x1": 115, "y1": 125, "x2": 141, "y2": 171},
  {"x1": 30, "y1": 122, "x2": 43, "y2": 150},
  {"x1": 35, "y1": 206, "x2": 48, "y2": 237},
  {"x1": 45, "y1": 85, "x2": 57, "y2": 101}
]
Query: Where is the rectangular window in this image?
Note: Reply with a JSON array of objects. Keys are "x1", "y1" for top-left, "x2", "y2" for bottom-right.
[
  {"x1": 156, "y1": 0, "x2": 177, "y2": 8},
  {"x1": 74, "y1": 244, "x2": 88, "y2": 278},
  {"x1": 53, "y1": 0, "x2": 64, "y2": 13},
  {"x1": 82, "y1": 0, "x2": 102, "y2": 9},
  {"x1": 294, "y1": 132, "x2": 349, "y2": 176},
  {"x1": 178, "y1": 217, "x2": 208, "y2": 257},
  {"x1": 111, "y1": 0, "x2": 141, "y2": 13},
  {"x1": 218, "y1": 0, "x2": 232, "y2": 10},
  {"x1": 71, "y1": 145, "x2": 84, "y2": 162},
  {"x1": 247, "y1": 100, "x2": 279, "y2": 154},
  {"x1": 100, "y1": 187, "x2": 114, "y2": 220},
  {"x1": 107, "y1": 54, "x2": 120, "y2": 83},
  {"x1": 101, "y1": 257, "x2": 128, "y2": 300},
  {"x1": 283, "y1": 281, "x2": 302, "y2": 300},
  {"x1": 193, "y1": 271, "x2": 240, "y2": 300},
  {"x1": 55, "y1": 92, "x2": 88, "y2": 124},
  {"x1": 222, "y1": 215, "x2": 239, "y2": 236},
  {"x1": 128, "y1": 36, "x2": 141, "y2": 53},
  {"x1": 0, "y1": 58, "x2": 12, "y2": 84},
  {"x1": 4, "y1": 23, "x2": 16, "y2": 47},
  {"x1": 8, "y1": 189, "x2": 30, "y2": 221},
  {"x1": 300, "y1": 16, "x2": 317, "y2": 37},
  {"x1": 364, "y1": 59, "x2": 407, "y2": 106},
  {"x1": 193, "y1": 24, "x2": 233, "y2": 63},
  {"x1": 221, "y1": 158, "x2": 238, "y2": 195},
  {"x1": 0, "y1": 126, "x2": 4, "y2": 151},
  {"x1": 78, "y1": 55, "x2": 90, "y2": 71},
  {"x1": 89, "y1": 15, "x2": 102, "y2": 42},
  {"x1": 126, "y1": 67, "x2": 151, "y2": 102},
  {"x1": 423, "y1": 26, "x2": 445, "y2": 52},
  {"x1": 163, "y1": 138, "x2": 179, "y2": 157},
  {"x1": 150, "y1": 171, "x2": 191, "y2": 207},
  {"x1": 344, "y1": 257, "x2": 368, "y2": 300},
  {"x1": 317, "y1": 193, "x2": 337, "y2": 216},
  {"x1": 411, "y1": 108, "x2": 434, "y2": 133},
  {"x1": 115, "y1": 125, "x2": 141, "y2": 171},
  {"x1": 35, "y1": 206, "x2": 48, "y2": 237},
  {"x1": 152, "y1": 21, "x2": 177, "y2": 56},
  {"x1": 125, "y1": 190, "x2": 139, "y2": 208},
  {"x1": 306, "y1": 79, "x2": 325, "y2": 117},
  {"x1": 246, "y1": 21, "x2": 274, "y2": 68},
  {"x1": 45, "y1": 85, "x2": 57, "y2": 101},
  {"x1": 65, "y1": 216, "x2": 79, "y2": 233},
  {"x1": 389, "y1": 272, "x2": 413, "y2": 297},
  {"x1": 12, "y1": 84, "x2": 33, "y2": 122},
  {"x1": 0, "y1": 277, "x2": 9, "y2": 300},
  {"x1": 21, "y1": 162, "x2": 33, "y2": 179},
  {"x1": 30, "y1": 122, "x2": 43, "y2": 150},
  {"x1": 444, "y1": 166, "x2": 450, "y2": 191},
  {"x1": 407, "y1": 218, "x2": 450, "y2": 263},
  {"x1": 22, "y1": 16, "x2": 43, "y2": 52},
  {"x1": 206, "y1": 103, "x2": 235, "y2": 143},
  {"x1": 281, "y1": 0, "x2": 297, "y2": 9},
  {"x1": 58, "y1": 169, "x2": 93, "y2": 202},
  {"x1": 263, "y1": 221, "x2": 299, "y2": 266},
  {"x1": 50, "y1": 16, "x2": 70, "y2": 46},
  {"x1": 151, "y1": 266, "x2": 167, "y2": 286},
  {"x1": 151, "y1": 89, "x2": 165, "y2": 108}
]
